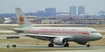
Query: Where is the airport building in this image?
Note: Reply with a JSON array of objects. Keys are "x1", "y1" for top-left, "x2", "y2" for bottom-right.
[
  {"x1": 36, "y1": 10, "x2": 45, "y2": 17},
  {"x1": 70, "y1": 6, "x2": 76, "y2": 15},
  {"x1": 98, "y1": 10, "x2": 105, "y2": 15},
  {"x1": 45, "y1": 8, "x2": 56, "y2": 16},
  {"x1": 78, "y1": 6, "x2": 85, "y2": 15}
]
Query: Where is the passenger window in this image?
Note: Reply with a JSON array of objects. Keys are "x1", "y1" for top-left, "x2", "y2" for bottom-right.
[
  {"x1": 91, "y1": 31, "x2": 98, "y2": 33},
  {"x1": 91, "y1": 31, "x2": 93, "y2": 33}
]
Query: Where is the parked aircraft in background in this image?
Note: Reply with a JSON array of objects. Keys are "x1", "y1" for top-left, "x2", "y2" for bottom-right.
[{"x1": 13, "y1": 7, "x2": 102, "y2": 47}]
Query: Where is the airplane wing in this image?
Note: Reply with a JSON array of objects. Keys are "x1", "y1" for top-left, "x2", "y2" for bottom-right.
[
  {"x1": 21, "y1": 33, "x2": 55, "y2": 40},
  {"x1": 20, "y1": 33, "x2": 73, "y2": 41}
]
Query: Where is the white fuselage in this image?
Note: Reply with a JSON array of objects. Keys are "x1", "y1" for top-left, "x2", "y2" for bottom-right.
[{"x1": 15, "y1": 27, "x2": 102, "y2": 41}]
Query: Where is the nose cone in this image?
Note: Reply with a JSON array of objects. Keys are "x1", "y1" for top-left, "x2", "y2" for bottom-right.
[{"x1": 96, "y1": 34, "x2": 102, "y2": 40}]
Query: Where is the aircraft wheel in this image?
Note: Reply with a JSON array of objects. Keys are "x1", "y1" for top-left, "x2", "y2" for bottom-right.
[
  {"x1": 86, "y1": 44, "x2": 90, "y2": 47},
  {"x1": 12, "y1": 44, "x2": 16, "y2": 48},
  {"x1": 64, "y1": 43, "x2": 69, "y2": 47},
  {"x1": 48, "y1": 43, "x2": 54, "y2": 47}
]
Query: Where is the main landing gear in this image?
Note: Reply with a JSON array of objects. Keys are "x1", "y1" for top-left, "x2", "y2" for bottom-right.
[
  {"x1": 48, "y1": 43, "x2": 69, "y2": 47},
  {"x1": 48, "y1": 38, "x2": 54, "y2": 47},
  {"x1": 86, "y1": 41, "x2": 90, "y2": 47},
  {"x1": 48, "y1": 43, "x2": 54, "y2": 47},
  {"x1": 64, "y1": 43, "x2": 69, "y2": 47}
]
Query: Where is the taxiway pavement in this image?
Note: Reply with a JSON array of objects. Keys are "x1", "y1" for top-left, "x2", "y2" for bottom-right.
[
  {"x1": 42, "y1": 49, "x2": 105, "y2": 52},
  {"x1": 0, "y1": 42, "x2": 105, "y2": 49},
  {"x1": 0, "y1": 42, "x2": 105, "y2": 52}
]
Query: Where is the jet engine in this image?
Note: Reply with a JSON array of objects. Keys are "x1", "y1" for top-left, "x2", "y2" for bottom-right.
[{"x1": 53, "y1": 37, "x2": 67, "y2": 45}]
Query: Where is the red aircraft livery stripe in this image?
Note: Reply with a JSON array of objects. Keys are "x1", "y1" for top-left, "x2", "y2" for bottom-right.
[{"x1": 26, "y1": 29, "x2": 89, "y2": 35}]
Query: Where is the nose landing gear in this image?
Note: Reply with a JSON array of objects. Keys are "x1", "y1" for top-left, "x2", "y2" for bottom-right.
[{"x1": 86, "y1": 41, "x2": 90, "y2": 47}]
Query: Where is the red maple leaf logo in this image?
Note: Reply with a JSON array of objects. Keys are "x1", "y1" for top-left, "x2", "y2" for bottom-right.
[
  {"x1": 19, "y1": 16, "x2": 24, "y2": 25},
  {"x1": 19, "y1": 16, "x2": 24, "y2": 22}
]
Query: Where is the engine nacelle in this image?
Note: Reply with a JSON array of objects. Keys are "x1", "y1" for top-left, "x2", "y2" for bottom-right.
[
  {"x1": 53, "y1": 37, "x2": 67, "y2": 45},
  {"x1": 76, "y1": 41, "x2": 87, "y2": 45}
]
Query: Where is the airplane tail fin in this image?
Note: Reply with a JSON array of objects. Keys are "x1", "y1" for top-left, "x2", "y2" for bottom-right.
[{"x1": 15, "y1": 7, "x2": 33, "y2": 28}]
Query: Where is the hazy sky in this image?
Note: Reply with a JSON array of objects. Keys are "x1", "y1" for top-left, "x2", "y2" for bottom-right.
[{"x1": 0, "y1": 0, "x2": 105, "y2": 14}]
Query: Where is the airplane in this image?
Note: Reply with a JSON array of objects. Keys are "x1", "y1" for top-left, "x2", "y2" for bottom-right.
[{"x1": 13, "y1": 7, "x2": 102, "y2": 47}]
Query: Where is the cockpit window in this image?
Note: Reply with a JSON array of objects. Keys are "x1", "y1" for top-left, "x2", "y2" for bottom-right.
[{"x1": 91, "y1": 31, "x2": 98, "y2": 33}]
